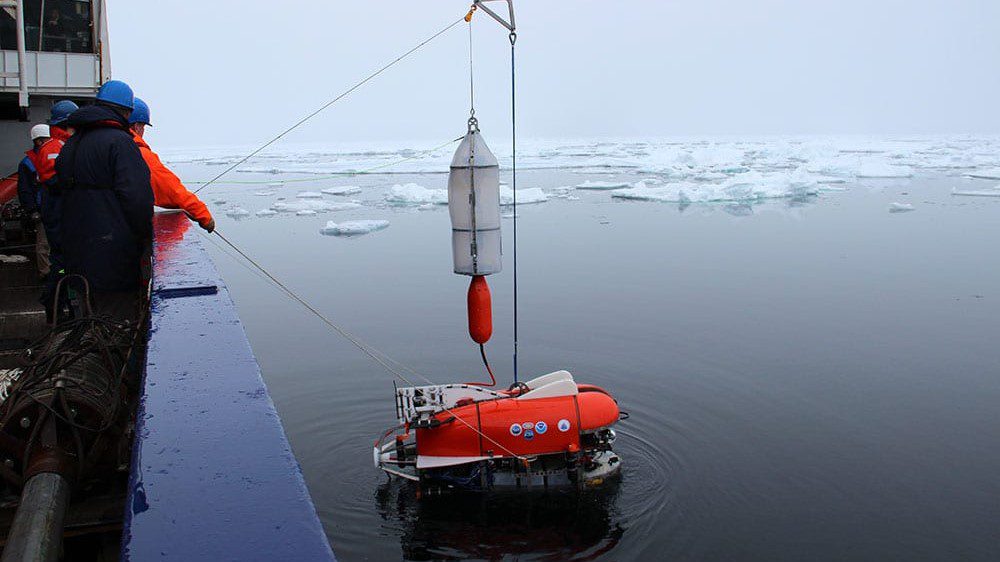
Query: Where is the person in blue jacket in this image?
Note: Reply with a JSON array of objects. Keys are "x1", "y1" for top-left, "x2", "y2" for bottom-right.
[
  {"x1": 17, "y1": 124, "x2": 50, "y2": 277},
  {"x1": 54, "y1": 80, "x2": 152, "y2": 319}
]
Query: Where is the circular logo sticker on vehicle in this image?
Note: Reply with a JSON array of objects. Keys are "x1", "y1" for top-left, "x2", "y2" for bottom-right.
[
  {"x1": 523, "y1": 429, "x2": 535, "y2": 441},
  {"x1": 521, "y1": 422, "x2": 534, "y2": 430},
  {"x1": 535, "y1": 421, "x2": 548, "y2": 434},
  {"x1": 510, "y1": 423, "x2": 522, "y2": 436},
  {"x1": 557, "y1": 419, "x2": 571, "y2": 432}
]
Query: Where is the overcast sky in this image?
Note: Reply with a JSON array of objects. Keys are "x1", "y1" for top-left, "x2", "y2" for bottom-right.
[{"x1": 108, "y1": 1, "x2": 1000, "y2": 149}]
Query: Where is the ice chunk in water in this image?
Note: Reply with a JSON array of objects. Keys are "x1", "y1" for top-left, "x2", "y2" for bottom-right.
[
  {"x1": 855, "y1": 160, "x2": 913, "y2": 178},
  {"x1": 256, "y1": 209, "x2": 277, "y2": 216},
  {"x1": 225, "y1": 207, "x2": 250, "y2": 217},
  {"x1": 963, "y1": 168, "x2": 1000, "y2": 180},
  {"x1": 0, "y1": 254, "x2": 29, "y2": 264},
  {"x1": 322, "y1": 186, "x2": 362, "y2": 196},
  {"x1": 612, "y1": 172, "x2": 819, "y2": 203},
  {"x1": 271, "y1": 200, "x2": 362, "y2": 213},
  {"x1": 575, "y1": 180, "x2": 632, "y2": 190},
  {"x1": 889, "y1": 202, "x2": 915, "y2": 213},
  {"x1": 213, "y1": 198, "x2": 227, "y2": 205},
  {"x1": 296, "y1": 191, "x2": 323, "y2": 199},
  {"x1": 952, "y1": 186, "x2": 1000, "y2": 197},
  {"x1": 296, "y1": 210, "x2": 317, "y2": 216},
  {"x1": 500, "y1": 186, "x2": 548, "y2": 205},
  {"x1": 385, "y1": 183, "x2": 448, "y2": 205},
  {"x1": 254, "y1": 190, "x2": 276, "y2": 197},
  {"x1": 320, "y1": 220, "x2": 390, "y2": 236}
]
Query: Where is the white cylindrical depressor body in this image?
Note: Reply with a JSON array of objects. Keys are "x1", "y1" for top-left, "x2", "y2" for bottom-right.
[{"x1": 448, "y1": 130, "x2": 502, "y2": 276}]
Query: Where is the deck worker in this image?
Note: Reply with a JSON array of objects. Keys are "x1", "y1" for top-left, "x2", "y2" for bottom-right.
[
  {"x1": 31, "y1": 100, "x2": 77, "y2": 316},
  {"x1": 55, "y1": 80, "x2": 152, "y2": 320},
  {"x1": 16, "y1": 124, "x2": 51, "y2": 277},
  {"x1": 32, "y1": 100, "x2": 78, "y2": 244},
  {"x1": 129, "y1": 98, "x2": 215, "y2": 232}
]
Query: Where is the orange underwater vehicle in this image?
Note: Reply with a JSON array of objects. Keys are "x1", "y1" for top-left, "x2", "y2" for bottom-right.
[
  {"x1": 375, "y1": 3, "x2": 624, "y2": 492},
  {"x1": 374, "y1": 371, "x2": 624, "y2": 492}
]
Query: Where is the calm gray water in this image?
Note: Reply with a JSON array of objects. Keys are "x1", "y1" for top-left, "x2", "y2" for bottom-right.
[{"x1": 173, "y1": 143, "x2": 1000, "y2": 561}]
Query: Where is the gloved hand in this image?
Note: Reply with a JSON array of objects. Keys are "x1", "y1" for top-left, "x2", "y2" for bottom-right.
[{"x1": 201, "y1": 218, "x2": 215, "y2": 233}]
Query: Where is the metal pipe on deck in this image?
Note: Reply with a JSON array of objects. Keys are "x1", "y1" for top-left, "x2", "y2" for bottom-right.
[
  {"x1": 1, "y1": 473, "x2": 70, "y2": 562},
  {"x1": 13, "y1": 0, "x2": 28, "y2": 112}
]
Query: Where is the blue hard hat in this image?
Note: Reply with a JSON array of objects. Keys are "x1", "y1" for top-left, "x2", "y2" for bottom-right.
[
  {"x1": 130, "y1": 97, "x2": 151, "y2": 126},
  {"x1": 49, "y1": 100, "x2": 79, "y2": 125},
  {"x1": 96, "y1": 79, "x2": 135, "y2": 110}
]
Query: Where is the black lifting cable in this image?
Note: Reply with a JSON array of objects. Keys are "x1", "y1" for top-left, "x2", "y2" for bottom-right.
[
  {"x1": 192, "y1": 15, "x2": 466, "y2": 195},
  {"x1": 509, "y1": 29, "x2": 519, "y2": 384}
]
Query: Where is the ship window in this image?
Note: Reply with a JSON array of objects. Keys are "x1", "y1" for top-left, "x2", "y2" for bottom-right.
[{"x1": 0, "y1": 0, "x2": 94, "y2": 54}]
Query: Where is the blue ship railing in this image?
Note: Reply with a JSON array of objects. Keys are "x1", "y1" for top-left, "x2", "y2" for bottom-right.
[{"x1": 121, "y1": 212, "x2": 335, "y2": 561}]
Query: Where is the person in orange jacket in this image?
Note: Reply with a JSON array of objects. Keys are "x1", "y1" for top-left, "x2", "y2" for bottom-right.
[
  {"x1": 129, "y1": 98, "x2": 215, "y2": 232},
  {"x1": 29, "y1": 100, "x2": 77, "y2": 284}
]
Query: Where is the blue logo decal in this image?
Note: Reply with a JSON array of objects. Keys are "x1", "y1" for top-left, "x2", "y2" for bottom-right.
[
  {"x1": 535, "y1": 421, "x2": 548, "y2": 434},
  {"x1": 510, "y1": 423, "x2": 522, "y2": 436},
  {"x1": 523, "y1": 429, "x2": 535, "y2": 441},
  {"x1": 557, "y1": 419, "x2": 571, "y2": 432}
]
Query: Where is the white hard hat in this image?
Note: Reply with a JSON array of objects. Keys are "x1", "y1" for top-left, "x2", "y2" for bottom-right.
[{"x1": 30, "y1": 124, "x2": 50, "y2": 141}]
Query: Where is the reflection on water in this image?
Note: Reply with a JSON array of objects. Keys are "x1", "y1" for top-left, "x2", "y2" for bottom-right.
[
  {"x1": 175, "y1": 151, "x2": 1000, "y2": 561},
  {"x1": 376, "y1": 482, "x2": 624, "y2": 561}
]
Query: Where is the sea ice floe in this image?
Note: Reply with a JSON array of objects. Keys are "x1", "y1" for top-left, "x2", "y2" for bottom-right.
[
  {"x1": 963, "y1": 168, "x2": 1000, "y2": 180},
  {"x1": 385, "y1": 183, "x2": 448, "y2": 206},
  {"x1": 253, "y1": 190, "x2": 276, "y2": 197},
  {"x1": 296, "y1": 210, "x2": 316, "y2": 216},
  {"x1": 854, "y1": 159, "x2": 913, "y2": 178},
  {"x1": 256, "y1": 209, "x2": 278, "y2": 217},
  {"x1": 889, "y1": 202, "x2": 915, "y2": 213},
  {"x1": 296, "y1": 191, "x2": 323, "y2": 199},
  {"x1": 952, "y1": 187, "x2": 1000, "y2": 197},
  {"x1": 0, "y1": 254, "x2": 29, "y2": 264},
  {"x1": 225, "y1": 207, "x2": 250, "y2": 217},
  {"x1": 611, "y1": 172, "x2": 819, "y2": 204},
  {"x1": 322, "y1": 186, "x2": 362, "y2": 196},
  {"x1": 320, "y1": 220, "x2": 390, "y2": 236},
  {"x1": 271, "y1": 200, "x2": 362, "y2": 213},
  {"x1": 500, "y1": 186, "x2": 548, "y2": 205},
  {"x1": 574, "y1": 180, "x2": 632, "y2": 190}
]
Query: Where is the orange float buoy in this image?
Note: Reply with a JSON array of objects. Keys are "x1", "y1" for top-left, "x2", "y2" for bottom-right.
[{"x1": 467, "y1": 275, "x2": 493, "y2": 344}]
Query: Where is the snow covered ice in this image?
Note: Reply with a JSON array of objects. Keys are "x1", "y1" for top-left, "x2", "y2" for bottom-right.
[
  {"x1": 575, "y1": 180, "x2": 632, "y2": 190},
  {"x1": 385, "y1": 183, "x2": 448, "y2": 206},
  {"x1": 296, "y1": 191, "x2": 323, "y2": 199},
  {"x1": 963, "y1": 168, "x2": 1000, "y2": 180},
  {"x1": 271, "y1": 200, "x2": 362, "y2": 213},
  {"x1": 611, "y1": 173, "x2": 819, "y2": 204},
  {"x1": 322, "y1": 186, "x2": 362, "y2": 196},
  {"x1": 952, "y1": 186, "x2": 1000, "y2": 197},
  {"x1": 500, "y1": 186, "x2": 548, "y2": 205},
  {"x1": 320, "y1": 220, "x2": 390, "y2": 236},
  {"x1": 889, "y1": 202, "x2": 915, "y2": 213}
]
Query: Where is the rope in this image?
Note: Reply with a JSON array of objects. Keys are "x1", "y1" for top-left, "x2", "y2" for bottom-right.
[
  {"x1": 510, "y1": 31, "x2": 519, "y2": 383},
  {"x1": 208, "y1": 228, "x2": 527, "y2": 462},
  {"x1": 211, "y1": 230, "x2": 429, "y2": 387},
  {"x1": 185, "y1": 135, "x2": 463, "y2": 186},
  {"x1": 192, "y1": 16, "x2": 466, "y2": 195},
  {"x1": 468, "y1": 16, "x2": 476, "y2": 120}
]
